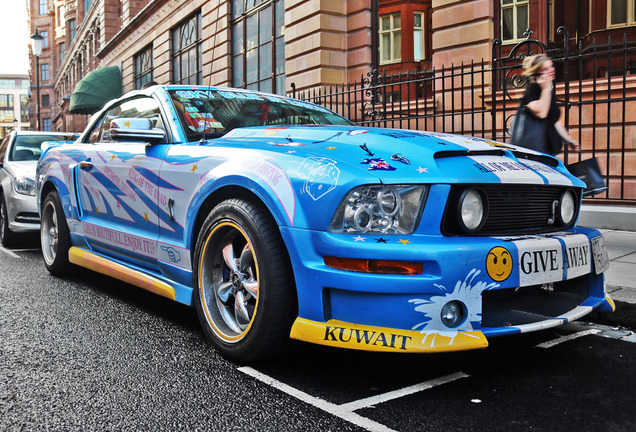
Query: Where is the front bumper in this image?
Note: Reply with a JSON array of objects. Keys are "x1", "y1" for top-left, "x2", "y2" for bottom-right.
[
  {"x1": 281, "y1": 226, "x2": 614, "y2": 353},
  {"x1": 6, "y1": 189, "x2": 39, "y2": 233}
]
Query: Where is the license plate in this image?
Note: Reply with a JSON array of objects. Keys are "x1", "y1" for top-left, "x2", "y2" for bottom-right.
[{"x1": 591, "y1": 236, "x2": 610, "y2": 274}]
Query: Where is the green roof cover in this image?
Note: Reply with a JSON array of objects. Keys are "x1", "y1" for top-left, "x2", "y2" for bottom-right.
[{"x1": 69, "y1": 66, "x2": 122, "y2": 115}]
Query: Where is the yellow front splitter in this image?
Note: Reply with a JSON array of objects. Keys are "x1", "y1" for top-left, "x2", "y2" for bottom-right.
[
  {"x1": 69, "y1": 247, "x2": 176, "y2": 301},
  {"x1": 290, "y1": 318, "x2": 489, "y2": 353}
]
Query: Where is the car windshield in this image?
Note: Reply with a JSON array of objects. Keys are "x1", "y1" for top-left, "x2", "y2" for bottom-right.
[
  {"x1": 168, "y1": 89, "x2": 353, "y2": 141},
  {"x1": 10, "y1": 134, "x2": 73, "y2": 161}
]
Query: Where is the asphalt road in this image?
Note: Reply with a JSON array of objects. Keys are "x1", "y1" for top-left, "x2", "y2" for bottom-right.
[{"x1": 2, "y1": 237, "x2": 636, "y2": 432}]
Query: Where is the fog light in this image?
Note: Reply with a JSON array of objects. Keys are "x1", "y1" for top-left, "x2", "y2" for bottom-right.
[{"x1": 440, "y1": 301, "x2": 466, "y2": 328}]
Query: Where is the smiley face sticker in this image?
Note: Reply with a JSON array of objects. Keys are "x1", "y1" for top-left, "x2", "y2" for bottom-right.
[{"x1": 486, "y1": 247, "x2": 513, "y2": 282}]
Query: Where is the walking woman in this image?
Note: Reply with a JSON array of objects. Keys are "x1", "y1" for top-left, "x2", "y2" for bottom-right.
[{"x1": 514, "y1": 54, "x2": 580, "y2": 155}]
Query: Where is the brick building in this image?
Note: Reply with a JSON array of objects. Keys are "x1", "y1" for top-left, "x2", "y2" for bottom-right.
[{"x1": 26, "y1": 0, "x2": 635, "y2": 200}]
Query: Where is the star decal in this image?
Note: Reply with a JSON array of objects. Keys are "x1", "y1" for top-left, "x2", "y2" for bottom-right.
[
  {"x1": 416, "y1": 166, "x2": 429, "y2": 174},
  {"x1": 123, "y1": 121, "x2": 131, "y2": 127},
  {"x1": 376, "y1": 238, "x2": 387, "y2": 244},
  {"x1": 398, "y1": 239, "x2": 412, "y2": 245},
  {"x1": 327, "y1": 146, "x2": 337, "y2": 150},
  {"x1": 111, "y1": 155, "x2": 116, "y2": 161},
  {"x1": 191, "y1": 163, "x2": 198, "y2": 173},
  {"x1": 95, "y1": 208, "x2": 100, "y2": 214},
  {"x1": 287, "y1": 150, "x2": 296, "y2": 154},
  {"x1": 144, "y1": 212, "x2": 149, "y2": 222},
  {"x1": 353, "y1": 236, "x2": 366, "y2": 242}
]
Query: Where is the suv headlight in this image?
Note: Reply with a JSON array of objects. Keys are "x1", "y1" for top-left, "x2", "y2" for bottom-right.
[
  {"x1": 14, "y1": 177, "x2": 36, "y2": 196},
  {"x1": 329, "y1": 185, "x2": 427, "y2": 234}
]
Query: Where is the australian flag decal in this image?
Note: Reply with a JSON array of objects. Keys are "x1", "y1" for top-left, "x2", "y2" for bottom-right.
[{"x1": 361, "y1": 158, "x2": 396, "y2": 171}]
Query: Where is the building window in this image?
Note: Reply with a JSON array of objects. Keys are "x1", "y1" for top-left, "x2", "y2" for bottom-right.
[
  {"x1": 59, "y1": 42, "x2": 65, "y2": 62},
  {"x1": 414, "y1": 12, "x2": 425, "y2": 61},
  {"x1": 379, "y1": 13, "x2": 401, "y2": 64},
  {"x1": 43, "y1": 118, "x2": 51, "y2": 131},
  {"x1": 41, "y1": 64, "x2": 49, "y2": 81},
  {"x1": 501, "y1": 0, "x2": 529, "y2": 43},
  {"x1": 41, "y1": 31, "x2": 49, "y2": 49},
  {"x1": 608, "y1": 0, "x2": 636, "y2": 27},
  {"x1": 20, "y1": 95, "x2": 29, "y2": 123},
  {"x1": 84, "y1": 0, "x2": 92, "y2": 14},
  {"x1": 39, "y1": 0, "x2": 48, "y2": 15},
  {"x1": 0, "y1": 95, "x2": 14, "y2": 123},
  {"x1": 69, "y1": 19, "x2": 76, "y2": 43},
  {"x1": 172, "y1": 13, "x2": 202, "y2": 85},
  {"x1": 42, "y1": 94, "x2": 50, "y2": 107},
  {"x1": 134, "y1": 46, "x2": 153, "y2": 89},
  {"x1": 231, "y1": 0, "x2": 285, "y2": 94}
]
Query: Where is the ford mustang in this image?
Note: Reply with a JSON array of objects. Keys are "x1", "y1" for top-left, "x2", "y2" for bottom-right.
[{"x1": 36, "y1": 85, "x2": 613, "y2": 362}]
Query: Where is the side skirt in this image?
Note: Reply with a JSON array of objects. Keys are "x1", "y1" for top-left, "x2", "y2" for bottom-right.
[{"x1": 69, "y1": 246, "x2": 177, "y2": 301}]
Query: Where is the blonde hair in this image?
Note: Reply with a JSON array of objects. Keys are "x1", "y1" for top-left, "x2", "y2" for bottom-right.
[{"x1": 522, "y1": 54, "x2": 549, "y2": 77}]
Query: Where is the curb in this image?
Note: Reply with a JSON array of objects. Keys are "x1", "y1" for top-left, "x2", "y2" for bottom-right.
[{"x1": 587, "y1": 300, "x2": 636, "y2": 330}]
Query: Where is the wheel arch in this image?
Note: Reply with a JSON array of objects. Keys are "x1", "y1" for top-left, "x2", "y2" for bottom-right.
[{"x1": 190, "y1": 184, "x2": 297, "y2": 284}]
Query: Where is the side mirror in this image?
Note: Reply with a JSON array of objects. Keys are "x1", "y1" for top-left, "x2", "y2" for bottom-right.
[{"x1": 109, "y1": 118, "x2": 166, "y2": 144}]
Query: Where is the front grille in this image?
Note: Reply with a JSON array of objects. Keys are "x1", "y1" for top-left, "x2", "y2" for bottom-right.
[
  {"x1": 442, "y1": 184, "x2": 581, "y2": 236},
  {"x1": 15, "y1": 212, "x2": 40, "y2": 224},
  {"x1": 481, "y1": 277, "x2": 589, "y2": 328}
]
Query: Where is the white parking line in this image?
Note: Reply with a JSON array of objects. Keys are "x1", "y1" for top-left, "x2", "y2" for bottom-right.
[
  {"x1": 0, "y1": 246, "x2": 20, "y2": 258},
  {"x1": 338, "y1": 371, "x2": 469, "y2": 412},
  {"x1": 535, "y1": 329, "x2": 602, "y2": 349},
  {"x1": 238, "y1": 366, "x2": 469, "y2": 432}
]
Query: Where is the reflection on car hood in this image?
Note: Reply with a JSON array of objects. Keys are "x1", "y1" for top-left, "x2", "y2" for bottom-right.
[
  {"x1": 5, "y1": 160, "x2": 37, "y2": 181},
  {"x1": 218, "y1": 125, "x2": 581, "y2": 187}
]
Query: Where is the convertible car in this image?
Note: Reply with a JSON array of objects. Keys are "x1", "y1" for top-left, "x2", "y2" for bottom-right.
[{"x1": 36, "y1": 85, "x2": 613, "y2": 362}]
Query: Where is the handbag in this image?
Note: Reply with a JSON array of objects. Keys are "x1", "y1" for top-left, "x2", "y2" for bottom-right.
[
  {"x1": 566, "y1": 158, "x2": 607, "y2": 196},
  {"x1": 510, "y1": 105, "x2": 550, "y2": 154}
]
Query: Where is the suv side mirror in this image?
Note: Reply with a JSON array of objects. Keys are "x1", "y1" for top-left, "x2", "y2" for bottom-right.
[{"x1": 109, "y1": 118, "x2": 166, "y2": 144}]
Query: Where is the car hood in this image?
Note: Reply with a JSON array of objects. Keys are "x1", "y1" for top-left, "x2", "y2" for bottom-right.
[
  {"x1": 4, "y1": 160, "x2": 37, "y2": 181},
  {"x1": 218, "y1": 125, "x2": 583, "y2": 187}
]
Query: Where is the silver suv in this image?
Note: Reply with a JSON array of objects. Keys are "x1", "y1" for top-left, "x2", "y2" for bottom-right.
[{"x1": 0, "y1": 131, "x2": 74, "y2": 247}]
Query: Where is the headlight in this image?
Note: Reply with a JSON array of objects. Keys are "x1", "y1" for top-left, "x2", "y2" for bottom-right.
[
  {"x1": 329, "y1": 185, "x2": 427, "y2": 234},
  {"x1": 559, "y1": 189, "x2": 576, "y2": 225},
  {"x1": 458, "y1": 188, "x2": 487, "y2": 233},
  {"x1": 13, "y1": 177, "x2": 36, "y2": 196}
]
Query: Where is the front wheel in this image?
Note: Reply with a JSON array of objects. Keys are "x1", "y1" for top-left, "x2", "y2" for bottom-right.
[
  {"x1": 193, "y1": 198, "x2": 296, "y2": 362},
  {"x1": 0, "y1": 194, "x2": 16, "y2": 247},
  {"x1": 41, "y1": 191, "x2": 73, "y2": 276}
]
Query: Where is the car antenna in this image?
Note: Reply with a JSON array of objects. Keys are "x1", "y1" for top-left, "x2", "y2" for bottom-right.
[
  {"x1": 66, "y1": 127, "x2": 82, "y2": 143},
  {"x1": 200, "y1": 1, "x2": 220, "y2": 145}
]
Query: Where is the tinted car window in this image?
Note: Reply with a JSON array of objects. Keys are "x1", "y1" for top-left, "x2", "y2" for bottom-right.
[
  {"x1": 169, "y1": 89, "x2": 353, "y2": 141},
  {"x1": 10, "y1": 134, "x2": 73, "y2": 161}
]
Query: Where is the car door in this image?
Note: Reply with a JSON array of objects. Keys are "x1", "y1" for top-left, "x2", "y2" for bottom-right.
[{"x1": 75, "y1": 96, "x2": 168, "y2": 270}]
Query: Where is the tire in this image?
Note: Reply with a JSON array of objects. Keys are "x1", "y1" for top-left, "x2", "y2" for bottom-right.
[
  {"x1": 40, "y1": 191, "x2": 73, "y2": 276},
  {"x1": 0, "y1": 194, "x2": 16, "y2": 248},
  {"x1": 193, "y1": 198, "x2": 296, "y2": 363}
]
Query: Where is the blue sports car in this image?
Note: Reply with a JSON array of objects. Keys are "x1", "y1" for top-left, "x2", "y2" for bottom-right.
[{"x1": 36, "y1": 85, "x2": 613, "y2": 362}]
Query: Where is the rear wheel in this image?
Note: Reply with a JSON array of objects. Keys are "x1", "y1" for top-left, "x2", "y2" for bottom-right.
[
  {"x1": 193, "y1": 198, "x2": 295, "y2": 362},
  {"x1": 41, "y1": 191, "x2": 72, "y2": 276},
  {"x1": 0, "y1": 194, "x2": 16, "y2": 247}
]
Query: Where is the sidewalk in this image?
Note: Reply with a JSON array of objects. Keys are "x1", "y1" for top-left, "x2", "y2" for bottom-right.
[{"x1": 588, "y1": 229, "x2": 636, "y2": 329}]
